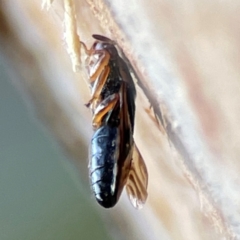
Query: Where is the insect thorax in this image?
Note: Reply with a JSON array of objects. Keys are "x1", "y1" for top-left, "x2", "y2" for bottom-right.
[{"x1": 101, "y1": 60, "x2": 122, "y2": 100}]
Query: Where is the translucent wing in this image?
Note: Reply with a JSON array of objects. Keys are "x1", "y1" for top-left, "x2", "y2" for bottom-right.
[{"x1": 126, "y1": 144, "x2": 148, "y2": 209}]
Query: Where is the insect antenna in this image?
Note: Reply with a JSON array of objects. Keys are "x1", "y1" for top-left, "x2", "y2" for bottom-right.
[{"x1": 92, "y1": 34, "x2": 115, "y2": 44}]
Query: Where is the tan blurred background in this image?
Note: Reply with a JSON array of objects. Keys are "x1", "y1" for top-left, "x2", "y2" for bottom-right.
[{"x1": 1, "y1": 0, "x2": 240, "y2": 239}]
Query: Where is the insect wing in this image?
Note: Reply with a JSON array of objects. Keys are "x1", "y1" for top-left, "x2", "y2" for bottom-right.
[{"x1": 126, "y1": 144, "x2": 148, "y2": 209}]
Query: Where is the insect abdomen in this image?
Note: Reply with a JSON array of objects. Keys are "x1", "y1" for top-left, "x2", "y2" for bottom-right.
[{"x1": 90, "y1": 125, "x2": 119, "y2": 208}]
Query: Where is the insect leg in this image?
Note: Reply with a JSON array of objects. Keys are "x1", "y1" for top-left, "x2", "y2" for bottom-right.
[
  {"x1": 80, "y1": 40, "x2": 111, "y2": 81},
  {"x1": 87, "y1": 50, "x2": 110, "y2": 82},
  {"x1": 80, "y1": 41, "x2": 91, "y2": 55},
  {"x1": 85, "y1": 65, "x2": 110, "y2": 108},
  {"x1": 92, "y1": 93, "x2": 119, "y2": 128}
]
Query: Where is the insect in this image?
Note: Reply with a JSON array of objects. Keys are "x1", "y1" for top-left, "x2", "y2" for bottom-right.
[{"x1": 81, "y1": 35, "x2": 148, "y2": 208}]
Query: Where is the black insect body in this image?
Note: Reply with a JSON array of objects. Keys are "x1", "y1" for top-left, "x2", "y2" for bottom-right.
[
  {"x1": 90, "y1": 126, "x2": 119, "y2": 208},
  {"x1": 82, "y1": 35, "x2": 148, "y2": 208}
]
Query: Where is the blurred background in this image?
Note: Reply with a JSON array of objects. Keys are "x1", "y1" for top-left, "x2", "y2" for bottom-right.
[
  {"x1": 1, "y1": 0, "x2": 240, "y2": 239},
  {"x1": 0, "y1": 55, "x2": 112, "y2": 240}
]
